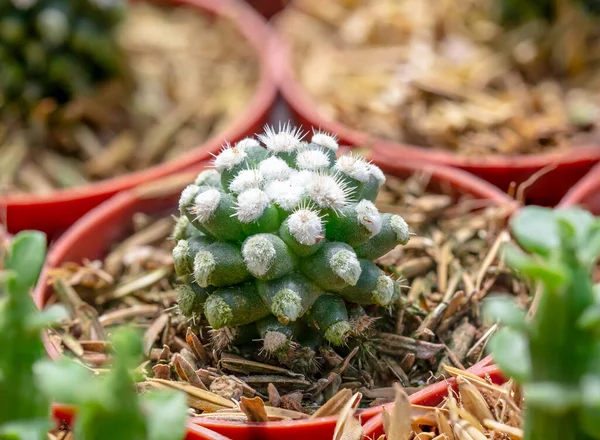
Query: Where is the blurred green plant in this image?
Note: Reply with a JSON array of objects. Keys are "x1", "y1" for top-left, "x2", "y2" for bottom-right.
[
  {"x1": 484, "y1": 206, "x2": 600, "y2": 440},
  {"x1": 496, "y1": 0, "x2": 600, "y2": 25},
  {"x1": 0, "y1": 230, "x2": 59, "y2": 439},
  {"x1": 0, "y1": 0, "x2": 127, "y2": 117},
  {"x1": 0, "y1": 230, "x2": 187, "y2": 440},
  {"x1": 35, "y1": 325, "x2": 188, "y2": 440}
]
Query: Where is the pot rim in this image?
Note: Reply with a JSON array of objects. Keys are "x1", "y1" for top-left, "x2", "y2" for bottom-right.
[
  {"x1": 270, "y1": 29, "x2": 600, "y2": 169},
  {"x1": 1, "y1": 0, "x2": 277, "y2": 207},
  {"x1": 35, "y1": 159, "x2": 516, "y2": 432},
  {"x1": 557, "y1": 161, "x2": 600, "y2": 209}
]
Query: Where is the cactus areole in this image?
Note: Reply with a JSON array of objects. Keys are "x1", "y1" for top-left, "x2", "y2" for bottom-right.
[{"x1": 174, "y1": 124, "x2": 410, "y2": 353}]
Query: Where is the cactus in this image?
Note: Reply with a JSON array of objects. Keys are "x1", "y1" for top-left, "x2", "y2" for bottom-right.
[
  {"x1": 483, "y1": 206, "x2": 600, "y2": 440},
  {"x1": 175, "y1": 124, "x2": 410, "y2": 352},
  {"x1": 0, "y1": 0, "x2": 126, "y2": 117}
]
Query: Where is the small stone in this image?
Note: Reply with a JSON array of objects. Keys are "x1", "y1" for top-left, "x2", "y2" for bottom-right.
[
  {"x1": 209, "y1": 375, "x2": 244, "y2": 401},
  {"x1": 281, "y1": 391, "x2": 303, "y2": 412}
]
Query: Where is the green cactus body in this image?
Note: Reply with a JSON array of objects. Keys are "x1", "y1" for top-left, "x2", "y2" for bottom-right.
[
  {"x1": 299, "y1": 242, "x2": 362, "y2": 292},
  {"x1": 172, "y1": 235, "x2": 214, "y2": 280},
  {"x1": 173, "y1": 125, "x2": 410, "y2": 352},
  {"x1": 190, "y1": 189, "x2": 246, "y2": 242},
  {"x1": 325, "y1": 200, "x2": 382, "y2": 247},
  {"x1": 279, "y1": 208, "x2": 325, "y2": 257},
  {"x1": 193, "y1": 242, "x2": 250, "y2": 288},
  {"x1": 306, "y1": 294, "x2": 351, "y2": 345},
  {"x1": 242, "y1": 233, "x2": 296, "y2": 280},
  {"x1": 176, "y1": 283, "x2": 213, "y2": 317},
  {"x1": 256, "y1": 314, "x2": 298, "y2": 354},
  {"x1": 339, "y1": 259, "x2": 395, "y2": 306},
  {"x1": 355, "y1": 213, "x2": 410, "y2": 260},
  {"x1": 204, "y1": 283, "x2": 270, "y2": 329},
  {"x1": 484, "y1": 206, "x2": 600, "y2": 440},
  {"x1": 256, "y1": 273, "x2": 323, "y2": 324}
]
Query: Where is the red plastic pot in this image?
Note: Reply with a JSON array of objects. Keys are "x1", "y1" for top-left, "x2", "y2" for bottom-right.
[
  {"x1": 361, "y1": 364, "x2": 506, "y2": 440},
  {"x1": 1, "y1": 0, "x2": 276, "y2": 241},
  {"x1": 51, "y1": 404, "x2": 232, "y2": 440},
  {"x1": 270, "y1": 30, "x2": 600, "y2": 207},
  {"x1": 35, "y1": 158, "x2": 516, "y2": 440},
  {"x1": 558, "y1": 161, "x2": 600, "y2": 215}
]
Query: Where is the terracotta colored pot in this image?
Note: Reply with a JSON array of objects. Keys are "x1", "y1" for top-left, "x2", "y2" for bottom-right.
[
  {"x1": 1, "y1": 0, "x2": 276, "y2": 241},
  {"x1": 35, "y1": 158, "x2": 516, "y2": 440},
  {"x1": 558, "y1": 161, "x2": 600, "y2": 215},
  {"x1": 270, "y1": 31, "x2": 600, "y2": 207},
  {"x1": 51, "y1": 404, "x2": 232, "y2": 440},
  {"x1": 361, "y1": 364, "x2": 506, "y2": 440}
]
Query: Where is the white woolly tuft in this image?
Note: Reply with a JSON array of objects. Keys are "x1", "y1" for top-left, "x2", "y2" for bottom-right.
[
  {"x1": 265, "y1": 180, "x2": 305, "y2": 211},
  {"x1": 308, "y1": 172, "x2": 354, "y2": 213},
  {"x1": 257, "y1": 122, "x2": 304, "y2": 153},
  {"x1": 334, "y1": 153, "x2": 371, "y2": 183},
  {"x1": 287, "y1": 208, "x2": 324, "y2": 245},
  {"x1": 234, "y1": 188, "x2": 270, "y2": 223},
  {"x1": 373, "y1": 275, "x2": 394, "y2": 306},
  {"x1": 311, "y1": 130, "x2": 339, "y2": 151},
  {"x1": 213, "y1": 144, "x2": 248, "y2": 172},
  {"x1": 229, "y1": 169, "x2": 264, "y2": 194},
  {"x1": 355, "y1": 200, "x2": 382, "y2": 236},
  {"x1": 296, "y1": 149, "x2": 330, "y2": 170},
  {"x1": 194, "y1": 251, "x2": 216, "y2": 287},
  {"x1": 242, "y1": 235, "x2": 275, "y2": 276},
  {"x1": 391, "y1": 215, "x2": 410, "y2": 244},
  {"x1": 179, "y1": 184, "x2": 199, "y2": 213},
  {"x1": 234, "y1": 137, "x2": 260, "y2": 151},
  {"x1": 289, "y1": 170, "x2": 315, "y2": 188},
  {"x1": 330, "y1": 250, "x2": 361, "y2": 286},
  {"x1": 368, "y1": 163, "x2": 386, "y2": 186},
  {"x1": 259, "y1": 156, "x2": 292, "y2": 181},
  {"x1": 194, "y1": 169, "x2": 219, "y2": 186},
  {"x1": 190, "y1": 189, "x2": 221, "y2": 223}
]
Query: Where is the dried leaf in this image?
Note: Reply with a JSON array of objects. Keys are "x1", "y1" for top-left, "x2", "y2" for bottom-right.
[
  {"x1": 147, "y1": 378, "x2": 235, "y2": 412},
  {"x1": 383, "y1": 384, "x2": 412, "y2": 440},
  {"x1": 332, "y1": 392, "x2": 363, "y2": 440},
  {"x1": 239, "y1": 396, "x2": 269, "y2": 422}
]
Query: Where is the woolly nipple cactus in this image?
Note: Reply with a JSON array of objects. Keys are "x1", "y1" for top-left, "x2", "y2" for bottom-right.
[
  {"x1": 175, "y1": 125, "x2": 411, "y2": 353},
  {"x1": 484, "y1": 206, "x2": 600, "y2": 440}
]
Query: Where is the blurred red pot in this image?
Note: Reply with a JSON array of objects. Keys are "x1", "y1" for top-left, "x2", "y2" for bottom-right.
[
  {"x1": 270, "y1": 30, "x2": 600, "y2": 207},
  {"x1": 2, "y1": 0, "x2": 277, "y2": 241}
]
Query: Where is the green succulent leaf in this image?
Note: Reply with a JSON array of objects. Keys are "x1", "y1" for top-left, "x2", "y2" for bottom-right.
[
  {"x1": 503, "y1": 243, "x2": 566, "y2": 288},
  {"x1": 578, "y1": 305, "x2": 600, "y2": 333},
  {"x1": 488, "y1": 327, "x2": 531, "y2": 383},
  {"x1": 524, "y1": 382, "x2": 581, "y2": 414},
  {"x1": 34, "y1": 358, "x2": 96, "y2": 405},
  {"x1": 579, "y1": 227, "x2": 600, "y2": 269},
  {"x1": 482, "y1": 294, "x2": 526, "y2": 330},
  {"x1": 555, "y1": 208, "x2": 597, "y2": 246},
  {"x1": 580, "y1": 375, "x2": 600, "y2": 439},
  {"x1": 509, "y1": 206, "x2": 560, "y2": 256},
  {"x1": 26, "y1": 305, "x2": 69, "y2": 331},
  {"x1": 0, "y1": 418, "x2": 51, "y2": 440},
  {"x1": 141, "y1": 390, "x2": 188, "y2": 440},
  {"x1": 4, "y1": 231, "x2": 47, "y2": 292}
]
